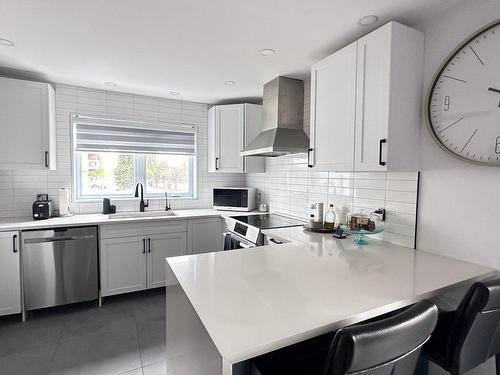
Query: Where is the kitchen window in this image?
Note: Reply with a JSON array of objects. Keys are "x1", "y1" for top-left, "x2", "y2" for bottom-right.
[{"x1": 72, "y1": 115, "x2": 197, "y2": 201}]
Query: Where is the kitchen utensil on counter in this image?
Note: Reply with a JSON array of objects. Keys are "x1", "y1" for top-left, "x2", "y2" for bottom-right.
[
  {"x1": 36, "y1": 194, "x2": 48, "y2": 202},
  {"x1": 303, "y1": 224, "x2": 333, "y2": 233},
  {"x1": 102, "y1": 198, "x2": 111, "y2": 214},
  {"x1": 309, "y1": 203, "x2": 324, "y2": 224},
  {"x1": 58, "y1": 188, "x2": 71, "y2": 216},
  {"x1": 259, "y1": 203, "x2": 268, "y2": 212},
  {"x1": 324, "y1": 204, "x2": 336, "y2": 230},
  {"x1": 32, "y1": 194, "x2": 53, "y2": 220}
]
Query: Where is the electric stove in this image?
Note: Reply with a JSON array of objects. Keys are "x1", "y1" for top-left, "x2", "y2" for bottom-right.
[{"x1": 224, "y1": 213, "x2": 306, "y2": 248}]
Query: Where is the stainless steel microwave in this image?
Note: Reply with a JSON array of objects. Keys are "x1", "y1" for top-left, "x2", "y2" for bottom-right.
[{"x1": 213, "y1": 187, "x2": 256, "y2": 211}]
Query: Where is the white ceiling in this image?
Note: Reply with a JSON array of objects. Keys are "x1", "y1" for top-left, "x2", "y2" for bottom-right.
[{"x1": 0, "y1": 0, "x2": 460, "y2": 104}]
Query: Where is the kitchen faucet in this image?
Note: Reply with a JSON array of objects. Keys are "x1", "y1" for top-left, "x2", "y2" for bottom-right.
[
  {"x1": 134, "y1": 183, "x2": 149, "y2": 212},
  {"x1": 165, "y1": 192, "x2": 171, "y2": 211}
]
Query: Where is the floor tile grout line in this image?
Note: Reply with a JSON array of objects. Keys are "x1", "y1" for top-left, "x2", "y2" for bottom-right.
[
  {"x1": 47, "y1": 312, "x2": 69, "y2": 373},
  {"x1": 133, "y1": 302, "x2": 145, "y2": 371}
]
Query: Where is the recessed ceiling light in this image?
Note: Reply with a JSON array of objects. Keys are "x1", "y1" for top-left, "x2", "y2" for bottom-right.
[
  {"x1": 169, "y1": 91, "x2": 180, "y2": 96},
  {"x1": 260, "y1": 48, "x2": 275, "y2": 56},
  {"x1": 104, "y1": 82, "x2": 117, "y2": 87},
  {"x1": 358, "y1": 15, "x2": 379, "y2": 26},
  {"x1": 224, "y1": 80, "x2": 236, "y2": 86},
  {"x1": 0, "y1": 38, "x2": 15, "y2": 46}
]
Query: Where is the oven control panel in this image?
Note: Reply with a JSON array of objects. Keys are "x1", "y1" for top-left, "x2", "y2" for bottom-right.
[{"x1": 225, "y1": 216, "x2": 261, "y2": 245}]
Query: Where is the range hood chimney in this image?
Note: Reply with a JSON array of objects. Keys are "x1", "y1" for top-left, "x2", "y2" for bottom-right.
[{"x1": 240, "y1": 76, "x2": 309, "y2": 157}]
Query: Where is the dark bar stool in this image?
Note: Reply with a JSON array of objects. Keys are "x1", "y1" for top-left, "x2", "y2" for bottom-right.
[
  {"x1": 252, "y1": 300, "x2": 438, "y2": 375},
  {"x1": 423, "y1": 279, "x2": 500, "y2": 375}
]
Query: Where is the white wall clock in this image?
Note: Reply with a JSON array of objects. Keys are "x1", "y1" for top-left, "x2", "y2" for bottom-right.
[{"x1": 427, "y1": 19, "x2": 500, "y2": 165}]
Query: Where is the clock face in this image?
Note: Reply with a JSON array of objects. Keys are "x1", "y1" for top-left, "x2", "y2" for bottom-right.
[{"x1": 427, "y1": 20, "x2": 500, "y2": 165}]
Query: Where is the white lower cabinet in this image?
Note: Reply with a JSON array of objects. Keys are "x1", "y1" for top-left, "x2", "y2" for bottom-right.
[
  {"x1": 100, "y1": 236, "x2": 148, "y2": 297},
  {"x1": 99, "y1": 218, "x2": 223, "y2": 297},
  {"x1": 188, "y1": 218, "x2": 223, "y2": 255},
  {"x1": 147, "y1": 232, "x2": 187, "y2": 288},
  {"x1": 100, "y1": 232, "x2": 186, "y2": 297},
  {"x1": 0, "y1": 231, "x2": 21, "y2": 316}
]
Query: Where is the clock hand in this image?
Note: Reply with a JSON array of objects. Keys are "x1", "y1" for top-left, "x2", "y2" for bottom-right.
[{"x1": 488, "y1": 87, "x2": 500, "y2": 94}]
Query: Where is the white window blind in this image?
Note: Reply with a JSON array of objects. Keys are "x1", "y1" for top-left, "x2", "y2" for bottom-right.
[{"x1": 73, "y1": 116, "x2": 196, "y2": 155}]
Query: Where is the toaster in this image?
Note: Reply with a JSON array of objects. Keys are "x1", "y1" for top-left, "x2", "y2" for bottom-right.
[{"x1": 32, "y1": 194, "x2": 53, "y2": 220}]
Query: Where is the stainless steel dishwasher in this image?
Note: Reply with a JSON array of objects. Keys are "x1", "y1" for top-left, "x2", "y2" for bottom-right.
[{"x1": 22, "y1": 226, "x2": 98, "y2": 310}]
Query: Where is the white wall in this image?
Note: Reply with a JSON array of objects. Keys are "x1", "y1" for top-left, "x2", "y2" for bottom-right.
[
  {"x1": 415, "y1": 2, "x2": 500, "y2": 374},
  {"x1": 416, "y1": 1, "x2": 500, "y2": 268},
  {"x1": 0, "y1": 84, "x2": 244, "y2": 217}
]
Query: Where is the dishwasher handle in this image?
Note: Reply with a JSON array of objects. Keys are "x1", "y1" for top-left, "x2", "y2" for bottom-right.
[{"x1": 24, "y1": 234, "x2": 96, "y2": 244}]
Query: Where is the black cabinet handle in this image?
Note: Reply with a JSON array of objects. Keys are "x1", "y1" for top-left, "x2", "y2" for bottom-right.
[
  {"x1": 269, "y1": 238, "x2": 284, "y2": 245},
  {"x1": 215, "y1": 157, "x2": 219, "y2": 170},
  {"x1": 12, "y1": 234, "x2": 17, "y2": 253},
  {"x1": 378, "y1": 139, "x2": 387, "y2": 166},
  {"x1": 148, "y1": 238, "x2": 151, "y2": 253},
  {"x1": 142, "y1": 238, "x2": 146, "y2": 254},
  {"x1": 44, "y1": 151, "x2": 49, "y2": 168},
  {"x1": 307, "y1": 148, "x2": 313, "y2": 168}
]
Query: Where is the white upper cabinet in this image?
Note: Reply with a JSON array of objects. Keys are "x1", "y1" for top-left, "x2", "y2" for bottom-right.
[
  {"x1": 310, "y1": 43, "x2": 357, "y2": 171},
  {"x1": 309, "y1": 21, "x2": 424, "y2": 172},
  {"x1": 0, "y1": 77, "x2": 56, "y2": 170},
  {"x1": 208, "y1": 103, "x2": 264, "y2": 173},
  {"x1": 354, "y1": 22, "x2": 424, "y2": 171}
]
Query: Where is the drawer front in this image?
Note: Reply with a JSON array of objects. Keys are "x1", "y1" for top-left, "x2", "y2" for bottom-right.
[{"x1": 100, "y1": 220, "x2": 187, "y2": 239}]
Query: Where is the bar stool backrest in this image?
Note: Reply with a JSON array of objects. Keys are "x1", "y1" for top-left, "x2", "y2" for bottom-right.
[{"x1": 323, "y1": 300, "x2": 438, "y2": 375}]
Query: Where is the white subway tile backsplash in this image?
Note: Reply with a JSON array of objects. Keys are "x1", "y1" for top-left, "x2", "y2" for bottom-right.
[
  {"x1": 385, "y1": 201, "x2": 417, "y2": 215},
  {"x1": 385, "y1": 211, "x2": 416, "y2": 226},
  {"x1": 354, "y1": 178, "x2": 386, "y2": 190},
  {"x1": 353, "y1": 188, "x2": 386, "y2": 201},
  {"x1": 246, "y1": 153, "x2": 419, "y2": 248},
  {"x1": 387, "y1": 172, "x2": 418, "y2": 181},
  {"x1": 385, "y1": 222, "x2": 416, "y2": 237},
  {"x1": 386, "y1": 179, "x2": 418, "y2": 192},
  {"x1": 386, "y1": 190, "x2": 418, "y2": 204}
]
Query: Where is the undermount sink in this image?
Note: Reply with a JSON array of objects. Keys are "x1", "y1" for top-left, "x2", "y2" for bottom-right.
[{"x1": 108, "y1": 211, "x2": 177, "y2": 219}]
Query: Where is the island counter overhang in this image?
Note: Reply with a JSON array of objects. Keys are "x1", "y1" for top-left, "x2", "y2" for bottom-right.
[{"x1": 165, "y1": 235, "x2": 496, "y2": 375}]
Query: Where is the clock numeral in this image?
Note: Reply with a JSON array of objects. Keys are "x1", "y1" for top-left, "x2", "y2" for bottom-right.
[
  {"x1": 444, "y1": 96, "x2": 451, "y2": 111},
  {"x1": 496, "y1": 137, "x2": 500, "y2": 154}
]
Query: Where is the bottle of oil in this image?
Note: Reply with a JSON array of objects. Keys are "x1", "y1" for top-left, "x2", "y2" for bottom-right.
[{"x1": 324, "y1": 204, "x2": 336, "y2": 230}]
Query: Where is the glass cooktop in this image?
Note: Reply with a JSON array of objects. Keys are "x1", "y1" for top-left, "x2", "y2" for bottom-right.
[{"x1": 231, "y1": 214, "x2": 305, "y2": 229}]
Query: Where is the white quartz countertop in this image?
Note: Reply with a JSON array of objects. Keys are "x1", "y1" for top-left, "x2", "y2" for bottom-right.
[
  {"x1": 167, "y1": 228, "x2": 496, "y2": 363},
  {"x1": 0, "y1": 209, "x2": 253, "y2": 231}
]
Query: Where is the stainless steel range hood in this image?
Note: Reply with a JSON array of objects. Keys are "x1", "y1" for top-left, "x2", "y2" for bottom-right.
[{"x1": 240, "y1": 76, "x2": 309, "y2": 157}]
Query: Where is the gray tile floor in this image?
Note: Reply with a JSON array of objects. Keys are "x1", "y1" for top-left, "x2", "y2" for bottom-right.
[{"x1": 0, "y1": 289, "x2": 168, "y2": 375}]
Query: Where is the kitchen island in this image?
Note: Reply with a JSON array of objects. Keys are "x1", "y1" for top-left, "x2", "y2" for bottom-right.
[{"x1": 165, "y1": 228, "x2": 496, "y2": 375}]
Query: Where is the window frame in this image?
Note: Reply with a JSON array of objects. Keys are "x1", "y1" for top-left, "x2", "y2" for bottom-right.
[{"x1": 71, "y1": 115, "x2": 198, "y2": 202}]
